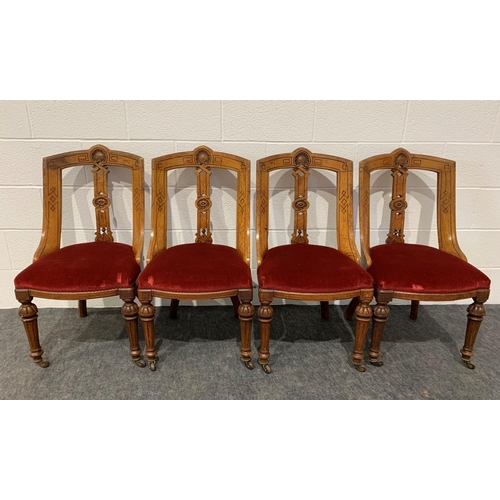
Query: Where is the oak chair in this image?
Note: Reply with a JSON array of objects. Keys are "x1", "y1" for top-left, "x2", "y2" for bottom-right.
[
  {"x1": 256, "y1": 148, "x2": 374, "y2": 373},
  {"x1": 137, "y1": 146, "x2": 254, "y2": 371},
  {"x1": 351, "y1": 148, "x2": 490, "y2": 369},
  {"x1": 14, "y1": 145, "x2": 146, "y2": 368}
]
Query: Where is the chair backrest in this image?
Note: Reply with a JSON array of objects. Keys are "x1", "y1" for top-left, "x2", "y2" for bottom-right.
[
  {"x1": 256, "y1": 148, "x2": 360, "y2": 266},
  {"x1": 359, "y1": 148, "x2": 466, "y2": 267},
  {"x1": 147, "y1": 146, "x2": 251, "y2": 266},
  {"x1": 34, "y1": 144, "x2": 145, "y2": 264}
]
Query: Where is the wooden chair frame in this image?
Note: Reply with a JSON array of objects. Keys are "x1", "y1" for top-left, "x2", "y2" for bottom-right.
[
  {"x1": 354, "y1": 148, "x2": 490, "y2": 369},
  {"x1": 14, "y1": 144, "x2": 145, "y2": 368},
  {"x1": 137, "y1": 146, "x2": 254, "y2": 371},
  {"x1": 256, "y1": 148, "x2": 374, "y2": 373}
]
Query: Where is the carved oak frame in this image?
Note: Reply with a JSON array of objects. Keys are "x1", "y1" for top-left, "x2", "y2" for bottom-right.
[
  {"x1": 14, "y1": 145, "x2": 145, "y2": 368},
  {"x1": 255, "y1": 148, "x2": 374, "y2": 372},
  {"x1": 356, "y1": 148, "x2": 490, "y2": 369},
  {"x1": 137, "y1": 146, "x2": 254, "y2": 370}
]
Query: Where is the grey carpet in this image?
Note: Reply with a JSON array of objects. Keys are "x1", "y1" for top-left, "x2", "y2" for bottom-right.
[{"x1": 1, "y1": 304, "x2": 499, "y2": 400}]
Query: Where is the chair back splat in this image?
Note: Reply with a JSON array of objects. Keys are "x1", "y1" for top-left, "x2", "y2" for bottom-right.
[
  {"x1": 358, "y1": 148, "x2": 490, "y2": 370},
  {"x1": 14, "y1": 145, "x2": 146, "y2": 369},
  {"x1": 256, "y1": 148, "x2": 374, "y2": 373},
  {"x1": 137, "y1": 146, "x2": 254, "y2": 371}
]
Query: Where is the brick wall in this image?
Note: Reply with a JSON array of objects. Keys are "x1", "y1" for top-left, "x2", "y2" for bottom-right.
[{"x1": 1, "y1": 100, "x2": 499, "y2": 308}]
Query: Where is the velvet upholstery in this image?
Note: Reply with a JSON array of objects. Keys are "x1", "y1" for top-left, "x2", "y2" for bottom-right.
[
  {"x1": 14, "y1": 242, "x2": 141, "y2": 292},
  {"x1": 368, "y1": 243, "x2": 490, "y2": 293},
  {"x1": 258, "y1": 244, "x2": 373, "y2": 293},
  {"x1": 138, "y1": 243, "x2": 253, "y2": 293}
]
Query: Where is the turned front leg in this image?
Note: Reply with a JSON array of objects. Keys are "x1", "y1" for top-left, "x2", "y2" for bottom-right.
[
  {"x1": 16, "y1": 290, "x2": 48, "y2": 368},
  {"x1": 351, "y1": 290, "x2": 373, "y2": 372},
  {"x1": 461, "y1": 296, "x2": 487, "y2": 370},
  {"x1": 369, "y1": 291, "x2": 392, "y2": 367},
  {"x1": 120, "y1": 288, "x2": 145, "y2": 368},
  {"x1": 238, "y1": 290, "x2": 254, "y2": 370},
  {"x1": 257, "y1": 291, "x2": 274, "y2": 374},
  {"x1": 138, "y1": 290, "x2": 158, "y2": 371}
]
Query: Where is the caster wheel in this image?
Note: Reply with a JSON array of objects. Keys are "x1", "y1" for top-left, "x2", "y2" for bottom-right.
[
  {"x1": 369, "y1": 359, "x2": 384, "y2": 367},
  {"x1": 242, "y1": 359, "x2": 254, "y2": 370},
  {"x1": 463, "y1": 360, "x2": 476, "y2": 370},
  {"x1": 36, "y1": 359, "x2": 50, "y2": 368},
  {"x1": 354, "y1": 363, "x2": 366, "y2": 372},
  {"x1": 261, "y1": 363, "x2": 272, "y2": 374},
  {"x1": 148, "y1": 360, "x2": 157, "y2": 371},
  {"x1": 134, "y1": 358, "x2": 146, "y2": 368}
]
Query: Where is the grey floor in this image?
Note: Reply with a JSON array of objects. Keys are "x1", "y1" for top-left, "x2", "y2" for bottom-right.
[{"x1": 1, "y1": 304, "x2": 499, "y2": 399}]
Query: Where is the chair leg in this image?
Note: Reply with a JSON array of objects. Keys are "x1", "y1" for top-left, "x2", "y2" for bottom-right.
[
  {"x1": 78, "y1": 299, "x2": 87, "y2": 318},
  {"x1": 410, "y1": 300, "x2": 419, "y2": 320},
  {"x1": 138, "y1": 290, "x2": 157, "y2": 371},
  {"x1": 231, "y1": 295, "x2": 241, "y2": 318},
  {"x1": 351, "y1": 291, "x2": 373, "y2": 372},
  {"x1": 257, "y1": 290, "x2": 274, "y2": 374},
  {"x1": 461, "y1": 297, "x2": 487, "y2": 369},
  {"x1": 344, "y1": 297, "x2": 360, "y2": 320},
  {"x1": 238, "y1": 290, "x2": 254, "y2": 370},
  {"x1": 119, "y1": 289, "x2": 145, "y2": 368},
  {"x1": 16, "y1": 290, "x2": 49, "y2": 368},
  {"x1": 320, "y1": 301, "x2": 329, "y2": 320},
  {"x1": 170, "y1": 299, "x2": 180, "y2": 319},
  {"x1": 369, "y1": 292, "x2": 392, "y2": 367}
]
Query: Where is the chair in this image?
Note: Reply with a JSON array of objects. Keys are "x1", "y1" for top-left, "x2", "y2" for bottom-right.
[
  {"x1": 14, "y1": 145, "x2": 145, "y2": 368},
  {"x1": 354, "y1": 148, "x2": 490, "y2": 369},
  {"x1": 256, "y1": 148, "x2": 374, "y2": 373},
  {"x1": 137, "y1": 146, "x2": 254, "y2": 371}
]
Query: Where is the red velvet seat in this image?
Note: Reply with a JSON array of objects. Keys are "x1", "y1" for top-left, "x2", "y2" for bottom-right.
[
  {"x1": 258, "y1": 244, "x2": 373, "y2": 293},
  {"x1": 368, "y1": 244, "x2": 490, "y2": 294},
  {"x1": 138, "y1": 243, "x2": 252, "y2": 293},
  {"x1": 15, "y1": 242, "x2": 140, "y2": 293}
]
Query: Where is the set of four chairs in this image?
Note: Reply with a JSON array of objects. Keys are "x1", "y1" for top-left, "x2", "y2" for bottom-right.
[{"x1": 13, "y1": 145, "x2": 491, "y2": 374}]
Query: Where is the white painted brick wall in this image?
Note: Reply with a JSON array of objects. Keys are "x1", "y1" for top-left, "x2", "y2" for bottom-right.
[{"x1": 1, "y1": 100, "x2": 499, "y2": 310}]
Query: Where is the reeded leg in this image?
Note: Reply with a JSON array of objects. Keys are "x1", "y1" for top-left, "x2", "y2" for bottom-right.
[
  {"x1": 16, "y1": 290, "x2": 49, "y2": 368},
  {"x1": 119, "y1": 288, "x2": 145, "y2": 368},
  {"x1": 351, "y1": 290, "x2": 373, "y2": 372},
  {"x1": 461, "y1": 296, "x2": 487, "y2": 369},
  {"x1": 344, "y1": 297, "x2": 360, "y2": 321},
  {"x1": 369, "y1": 291, "x2": 392, "y2": 367},
  {"x1": 78, "y1": 299, "x2": 87, "y2": 318},
  {"x1": 238, "y1": 290, "x2": 254, "y2": 370},
  {"x1": 170, "y1": 299, "x2": 180, "y2": 319},
  {"x1": 320, "y1": 301, "x2": 329, "y2": 320},
  {"x1": 257, "y1": 290, "x2": 274, "y2": 374},
  {"x1": 410, "y1": 300, "x2": 419, "y2": 320},
  {"x1": 138, "y1": 290, "x2": 158, "y2": 371},
  {"x1": 231, "y1": 295, "x2": 240, "y2": 318}
]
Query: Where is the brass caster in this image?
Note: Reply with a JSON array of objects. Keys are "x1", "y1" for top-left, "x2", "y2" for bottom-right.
[
  {"x1": 134, "y1": 358, "x2": 146, "y2": 368},
  {"x1": 369, "y1": 358, "x2": 384, "y2": 367},
  {"x1": 260, "y1": 363, "x2": 272, "y2": 374},
  {"x1": 354, "y1": 363, "x2": 366, "y2": 372},
  {"x1": 35, "y1": 359, "x2": 50, "y2": 368},
  {"x1": 463, "y1": 359, "x2": 476, "y2": 370},
  {"x1": 241, "y1": 358, "x2": 254, "y2": 370},
  {"x1": 148, "y1": 360, "x2": 157, "y2": 371}
]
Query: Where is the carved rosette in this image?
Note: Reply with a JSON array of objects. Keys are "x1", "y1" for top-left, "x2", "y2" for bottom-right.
[
  {"x1": 293, "y1": 150, "x2": 310, "y2": 169},
  {"x1": 195, "y1": 196, "x2": 212, "y2": 212},
  {"x1": 195, "y1": 148, "x2": 211, "y2": 165},
  {"x1": 292, "y1": 198, "x2": 310, "y2": 212},
  {"x1": 92, "y1": 196, "x2": 110, "y2": 210},
  {"x1": 389, "y1": 198, "x2": 408, "y2": 212}
]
